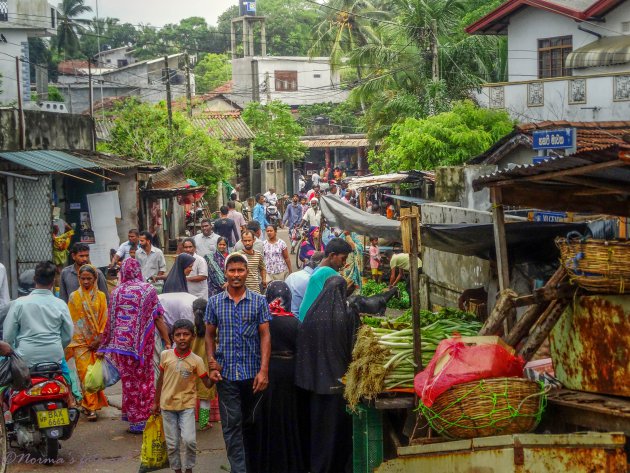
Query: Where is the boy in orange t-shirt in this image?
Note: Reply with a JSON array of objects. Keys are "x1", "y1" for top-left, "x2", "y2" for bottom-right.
[{"x1": 153, "y1": 319, "x2": 214, "y2": 473}]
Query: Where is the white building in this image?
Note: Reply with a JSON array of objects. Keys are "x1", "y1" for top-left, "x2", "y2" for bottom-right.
[
  {"x1": 0, "y1": 0, "x2": 57, "y2": 105},
  {"x1": 231, "y1": 56, "x2": 350, "y2": 108},
  {"x1": 467, "y1": 0, "x2": 630, "y2": 122},
  {"x1": 57, "y1": 53, "x2": 194, "y2": 114},
  {"x1": 94, "y1": 46, "x2": 137, "y2": 69}
]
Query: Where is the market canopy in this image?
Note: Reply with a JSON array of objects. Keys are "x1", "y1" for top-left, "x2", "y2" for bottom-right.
[
  {"x1": 347, "y1": 171, "x2": 433, "y2": 191},
  {"x1": 383, "y1": 194, "x2": 433, "y2": 205},
  {"x1": 421, "y1": 222, "x2": 588, "y2": 262},
  {"x1": 319, "y1": 195, "x2": 401, "y2": 241}
]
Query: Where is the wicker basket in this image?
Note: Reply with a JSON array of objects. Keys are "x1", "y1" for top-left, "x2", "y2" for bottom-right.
[
  {"x1": 556, "y1": 237, "x2": 630, "y2": 293},
  {"x1": 420, "y1": 377, "x2": 546, "y2": 440}
]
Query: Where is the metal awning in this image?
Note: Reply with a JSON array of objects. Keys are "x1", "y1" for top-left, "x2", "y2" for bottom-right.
[
  {"x1": 0, "y1": 150, "x2": 99, "y2": 173},
  {"x1": 301, "y1": 134, "x2": 369, "y2": 148},
  {"x1": 383, "y1": 194, "x2": 433, "y2": 205},
  {"x1": 566, "y1": 36, "x2": 630, "y2": 69},
  {"x1": 347, "y1": 171, "x2": 433, "y2": 190}
]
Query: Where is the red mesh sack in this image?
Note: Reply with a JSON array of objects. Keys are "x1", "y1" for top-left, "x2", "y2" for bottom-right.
[{"x1": 414, "y1": 337, "x2": 525, "y2": 407}]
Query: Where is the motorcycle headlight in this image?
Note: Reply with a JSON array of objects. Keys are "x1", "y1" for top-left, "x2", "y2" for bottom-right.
[{"x1": 27, "y1": 380, "x2": 68, "y2": 396}]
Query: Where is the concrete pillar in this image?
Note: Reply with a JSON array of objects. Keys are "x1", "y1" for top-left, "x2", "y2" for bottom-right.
[
  {"x1": 230, "y1": 21, "x2": 236, "y2": 59},
  {"x1": 260, "y1": 21, "x2": 267, "y2": 56}
]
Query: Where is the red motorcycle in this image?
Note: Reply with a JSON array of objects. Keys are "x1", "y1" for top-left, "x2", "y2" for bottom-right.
[{"x1": 3, "y1": 362, "x2": 80, "y2": 462}]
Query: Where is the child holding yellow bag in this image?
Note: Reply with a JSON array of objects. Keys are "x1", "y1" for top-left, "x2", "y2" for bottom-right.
[{"x1": 153, "y1": 319, "x2": 214, "y2": 473}]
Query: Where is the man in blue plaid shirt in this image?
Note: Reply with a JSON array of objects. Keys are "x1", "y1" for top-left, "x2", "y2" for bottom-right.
[{"x1": 205, "y1": 253, "x2": 271, "y2": 473}]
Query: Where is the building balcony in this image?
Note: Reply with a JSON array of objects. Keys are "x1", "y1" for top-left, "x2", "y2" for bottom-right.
[{"x1": 473, "y1": 72, "x2": 630, "y2": 123}]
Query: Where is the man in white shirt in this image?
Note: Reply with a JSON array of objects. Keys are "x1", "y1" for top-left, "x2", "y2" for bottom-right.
[
  {"x1": 311, "y1": 172, "x2": 320, "y2": 187},
  {"x1": 0, "y1": 263, "x2": 10, "y2": 310},
  {"x1": 302, "y1": 198, "x2": 322, "y2": 227},
  {"x1": 136, "y1": 231, "x2": 167, "y2": 282},
  {"x1": 109, "y1": 229, "x2": 140, "y2": 269},
  {"x1": 264, "y1": 187, "x2": 278, "y2": 206},
  {"x1": 182, "y1": 238, "x2": 209, "y2": 300},
  {"x1": 193, "y1": 219, "x2": 220, "y2": 258}
]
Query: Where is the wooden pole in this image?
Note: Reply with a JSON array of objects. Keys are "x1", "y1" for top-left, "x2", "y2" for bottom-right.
[
  {"x1": 409, "y1": 211, "x2": 422, "y2": 371},
  {"x1": 15, "y1": 57, "x2": 25, "y2": 150},
  {"x1": 164, "y1": 56, "x2": 173, "y2": 130},
  {"x1": 491, "y1": 187, "x2": 513, "y2": 332},
  {"x1": 185, "y1": 53, "x2": 193, "y2": 118}
]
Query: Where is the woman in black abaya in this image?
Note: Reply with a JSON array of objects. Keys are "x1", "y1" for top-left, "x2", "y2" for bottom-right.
[
  {"x1": 253, "y1": 281, "x2": 308, "y2": 473},
  {"x1": 295, "y1": 275, "x2": 360, "y2": 473}
]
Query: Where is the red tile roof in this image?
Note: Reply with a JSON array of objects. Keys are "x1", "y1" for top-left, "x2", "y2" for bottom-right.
[
  {"x1": 58, "y1": 60, "x2": 90, "y2": 75},
  {"x1": 518, "y1": 121, "x2": 630, "y2": 153},
  {"x1": 466, "y1": 0, "x2": 624, "y2": 35}
]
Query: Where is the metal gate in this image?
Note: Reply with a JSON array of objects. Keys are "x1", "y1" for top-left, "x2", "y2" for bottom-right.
[{"x1": 14, "y1": 176, "x2": 52, "y2": 275}]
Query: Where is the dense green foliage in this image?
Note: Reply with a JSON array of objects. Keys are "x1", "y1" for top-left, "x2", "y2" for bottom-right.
[
  {"x1": 297, "y1": 102, "x2": 364, "y2": 134},
  {"x1": 103, "y1": 99, "x2": 240, "y2": 190},
  {"x1": 369, "y1": 100, "x2": 514, "y2": 172},
  {"x1": 242, "y1": 101, "x2": 307, "y2": 162},
  {"x1": 194, "y1": 54, "x2": 232, "y2": 94},
  {"x1": 360, "y1": 281, "x2": 410, "y2": 309}
]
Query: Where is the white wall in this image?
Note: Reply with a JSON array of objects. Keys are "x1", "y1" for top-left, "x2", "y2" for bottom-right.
[
  {"x1": 231, "y1": 57, "x2": 349, "y2": 107},
  {"x1": 0, "y1": 29, "x2": 29, "y2": 105},
  {"x1": 475, "y1": 74, "x2": 630, "y2": 122}
]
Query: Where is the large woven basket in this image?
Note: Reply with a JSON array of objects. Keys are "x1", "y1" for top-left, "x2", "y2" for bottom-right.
[
  {"x1": 420, "y1": 377, "x2": 546, "y2": 440},
  {"x1": 556, "y1": 237, "x2": 630, "y2": 293}
]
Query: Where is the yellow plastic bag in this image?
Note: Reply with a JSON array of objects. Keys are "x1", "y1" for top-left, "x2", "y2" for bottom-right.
[
  {"x1": 138, "y1": 414, "x2": 169, "y2": 473},
  {"x1": 83, "y1": 359, "x2": 104, "y2": 393}
]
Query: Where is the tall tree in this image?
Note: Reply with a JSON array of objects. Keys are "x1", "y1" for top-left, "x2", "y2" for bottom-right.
[
  {"x1": 57, "y1": 0, "x2": 92, "y2": 56},
  {"x1": 194, "y1": 53, "x2": 231, "y2": 94}
]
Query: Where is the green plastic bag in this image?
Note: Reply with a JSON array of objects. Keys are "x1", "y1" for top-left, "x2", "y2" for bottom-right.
[
  {"x1": 84, "y1": 359, "x2": 104, "y2": 393},
  {"x1": 138, "y1": 414, "x2": 169, "y2": 473}
]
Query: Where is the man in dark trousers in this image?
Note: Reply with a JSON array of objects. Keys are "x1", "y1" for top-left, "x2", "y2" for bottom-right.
[
  {"x1": 205, "y1": 253, "x2": 271, "y2": 473},
  {"x1": 213, "y1": 206, "x2": 239, "y2": 248}
]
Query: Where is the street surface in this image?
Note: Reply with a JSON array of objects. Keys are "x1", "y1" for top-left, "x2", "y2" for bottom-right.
[
  {"x1": 7, "y1": 383, "x2": 229, "y2": 472},
  {"x1": 7, "y1": 228, "x2": 293, "y2": 472}
]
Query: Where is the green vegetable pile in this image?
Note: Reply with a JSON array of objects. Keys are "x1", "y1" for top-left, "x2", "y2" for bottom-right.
[
  {"x1": 345, "y1": 317, "x2": 482, "y2": 408},
  {"x1": 363, "y1": 306, "x2": 476, "y2": 330},
  {"x1": 360, "y1": 281, "x2": 410, "y2": 310}
]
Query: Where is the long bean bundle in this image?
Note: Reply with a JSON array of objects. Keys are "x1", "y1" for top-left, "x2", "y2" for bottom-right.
[{"x1": 344, "y1": 319, "x2": 482, "y2": 407}]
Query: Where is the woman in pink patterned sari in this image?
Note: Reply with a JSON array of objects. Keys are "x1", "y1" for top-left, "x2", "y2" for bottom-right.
[{"x1": 99, "y1": 258, "x2": 170, "y2": 433}]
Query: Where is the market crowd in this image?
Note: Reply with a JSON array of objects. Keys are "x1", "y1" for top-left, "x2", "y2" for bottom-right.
[{"x1": 0, "y1": 174, "x2": 417, "y2": 473}]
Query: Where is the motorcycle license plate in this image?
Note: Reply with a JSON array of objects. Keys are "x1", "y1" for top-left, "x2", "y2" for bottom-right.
[{"x1": 36, "y1": 408, "x2": 69, "y2": 428}]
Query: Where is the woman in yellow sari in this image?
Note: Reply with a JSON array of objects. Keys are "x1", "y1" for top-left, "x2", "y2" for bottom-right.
[{"x1": 67, "y1": 264, "x2": 108, "y2": 421}]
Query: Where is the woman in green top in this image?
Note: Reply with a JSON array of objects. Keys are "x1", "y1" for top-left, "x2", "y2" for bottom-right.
[{"x1": 298, "y1": 238, "x2": 354, "y2": 321}]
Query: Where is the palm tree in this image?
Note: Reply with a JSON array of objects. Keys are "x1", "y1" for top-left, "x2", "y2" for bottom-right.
[
  {"x1": 309, "y1": 0, "x2": 390, "y2": 78},
  {"x1": 57, "y1": 0, "x2": 92, "y2": 56}
]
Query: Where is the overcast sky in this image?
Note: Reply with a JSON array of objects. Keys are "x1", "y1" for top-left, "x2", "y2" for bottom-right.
[{"x1": 85, "y1": 0, "x2": 236, "y2": 27}]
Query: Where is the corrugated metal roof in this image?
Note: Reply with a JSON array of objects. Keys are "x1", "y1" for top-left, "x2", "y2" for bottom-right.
[
  {"x1": 70, "y1": 150, "x2": 162, "y2": 171},
  {"x1": 347, "y1": 171, "x2": 433, "y2": 190},
  {"x1": 96, "y1": 115, "x2": 255, "y2": 141},
  {"x1": 150, "y1": 165, "x2": 189, "y2": 190},
  {"x1": 191, "y1": 116, "x2": 255, "y2": 140},
  {"x1": 567, "y1": 36, "x2": 630, "y2": 69},
  {"x1": 0, "y1": 150, "x2": 99, "y2": 172},
  {"x1": 301, "y1": 134, "x2": 369, "y2": 148}
]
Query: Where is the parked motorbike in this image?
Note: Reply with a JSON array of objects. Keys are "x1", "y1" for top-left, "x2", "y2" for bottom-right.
[
  {"x1": 266, "y1": 205, "x2": 280, "y2": 226},
  {"x1": 3, "y1": 362, "x2": 80, "y2": 462}
]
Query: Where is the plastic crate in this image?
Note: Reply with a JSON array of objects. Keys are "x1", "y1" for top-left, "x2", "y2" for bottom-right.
[{"x1": 350, "y1": 404, "x2": 384, "y2": 473}]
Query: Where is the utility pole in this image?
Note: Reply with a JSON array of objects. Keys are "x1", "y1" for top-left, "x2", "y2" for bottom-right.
[
  {"x1": 264, "y1": 71, "x2": 271, "y2": 104},
  {"x1": 15, "y1": 57, "x2": 25, "y2": 150},
  {"x1": 185, "y1": 53, "x2": 192, "y2": 118},
  {"x1": 431, "y1": 19, "x2": 439, "y2": 82},
  {"x1": 164, "y1": 55, "x2": 173, "y2": 130},
  {"x1": 88, "y1": 60, "x2": 94, "y2": 117}
]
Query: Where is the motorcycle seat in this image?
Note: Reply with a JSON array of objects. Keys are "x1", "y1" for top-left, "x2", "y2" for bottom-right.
[{"x1": 29, "y1": 362, "x2": 62, "y2": 378}]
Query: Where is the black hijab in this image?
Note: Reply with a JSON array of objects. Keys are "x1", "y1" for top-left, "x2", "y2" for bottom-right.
[
  {"x1": 295, "y1": 275, "x2": 360, "y2": 395},
  {"x1": 162, "y1": 253, "x2": 195, "y2": 294},
  {"x1": 266, "y1": 281, "x2": 293, "y2": 316}
]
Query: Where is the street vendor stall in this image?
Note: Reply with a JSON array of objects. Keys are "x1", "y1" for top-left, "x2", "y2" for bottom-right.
[{"x1": 467, "y1": 137, "x2": 630, "y2": 457}]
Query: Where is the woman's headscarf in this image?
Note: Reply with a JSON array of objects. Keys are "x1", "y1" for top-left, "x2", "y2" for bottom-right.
[
  {"x1": 77, "y1": 264, "x2": 100, "y2": 328},
  {"x1": 295, "y1": 275, "x2": 360, "y2": 394},
  {"x1": 100, "y1": 258, "x2": 163, "y2": 363},
  {"x1": 342, "y1": 232, "x2": 365, "y2": 292},
  {"x1": 205, "y1": 237, "x2": 228, "y2": 295},
  {"x1": 299, "y1": 226, "x2": 324, "y2": 262},
  {"x1": 266, "y1": 281, "x2": 293, "y2": 317},
  {"x1": 162, "y1": 253, "x2": 196, "y2": 294}
]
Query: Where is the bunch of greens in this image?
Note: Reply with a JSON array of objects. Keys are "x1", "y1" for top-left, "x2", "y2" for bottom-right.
[{"x1": 360, "y1": 281, "x2": 411, "y2": 310}]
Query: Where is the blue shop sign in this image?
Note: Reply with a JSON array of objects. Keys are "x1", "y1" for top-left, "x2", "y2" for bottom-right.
[
  {"x1": 532, "y1": 211, "x2": 568, "y2": 223},
  {"x1": 532, "y1": 128, "x2": 576, "y2": 150}
]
